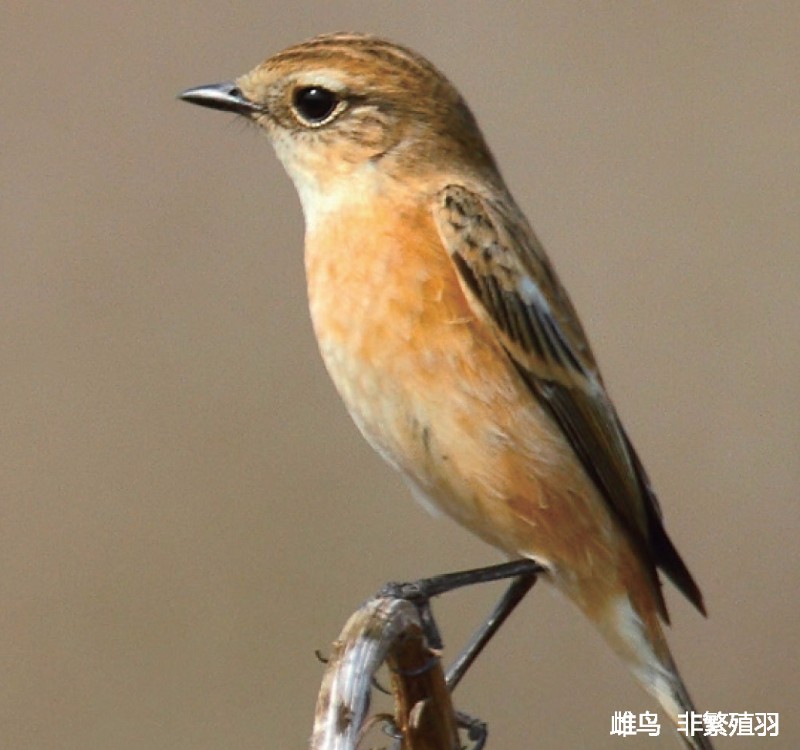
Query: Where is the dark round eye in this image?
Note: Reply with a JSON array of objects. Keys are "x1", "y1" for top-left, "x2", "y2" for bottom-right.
[{"x1": 292, "y1": 86, "x2": 340, "y2": 124}]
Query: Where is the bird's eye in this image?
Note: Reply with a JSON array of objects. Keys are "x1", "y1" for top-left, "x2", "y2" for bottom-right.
[{"x1": 292, "y1": 86, "x2": 340, "y2": 125}]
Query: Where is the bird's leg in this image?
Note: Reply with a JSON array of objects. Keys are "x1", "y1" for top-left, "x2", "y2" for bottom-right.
[
  {"x1": 379, "y1": 559, "x2": 544, "y2": 682},
  {"x1": 444, "y1": 570, "x2": 538, "y2": 691},
  {"x1": 455, "y1": 710, "x2": 488, "y2": 750},
  {"x1": 379, "y1": 560, "x2": 542, "y2": 750}
]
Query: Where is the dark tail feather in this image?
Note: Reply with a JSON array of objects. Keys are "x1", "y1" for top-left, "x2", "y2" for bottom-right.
[
  {"x1": 623, "y1": 430, "x2": 706, "y2": 616},
  {"x1": 650, "y1": 513, "x2": 706, "y2": 617}
]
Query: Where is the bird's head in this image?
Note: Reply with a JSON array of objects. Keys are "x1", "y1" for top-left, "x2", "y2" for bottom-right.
[{"x1": 180, "y1": 33, "x2": 500, "y2": 217}]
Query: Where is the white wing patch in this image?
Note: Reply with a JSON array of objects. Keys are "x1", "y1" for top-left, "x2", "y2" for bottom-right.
[{"x1": 516, "y1": 275, "x2": 551, "y2": 312}]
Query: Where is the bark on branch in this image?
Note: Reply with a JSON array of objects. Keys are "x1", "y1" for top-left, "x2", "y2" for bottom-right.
[{"x1": 310, "y1": 595, "x2": 460, "y2": 750}]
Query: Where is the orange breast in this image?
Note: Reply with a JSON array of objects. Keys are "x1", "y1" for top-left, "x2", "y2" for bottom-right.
[{"x1": 304, "y1": 189, "x2": 656, "y2": 624}]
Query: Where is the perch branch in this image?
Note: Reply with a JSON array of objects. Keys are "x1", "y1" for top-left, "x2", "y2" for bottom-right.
[{"x1": 310, "y1": 595, "x2": 459, "y2": 750}]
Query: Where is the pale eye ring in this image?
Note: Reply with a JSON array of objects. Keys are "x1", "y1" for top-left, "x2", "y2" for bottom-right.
[{"x1": 292, "y1": 86, "x2": 341, "y2": 125}]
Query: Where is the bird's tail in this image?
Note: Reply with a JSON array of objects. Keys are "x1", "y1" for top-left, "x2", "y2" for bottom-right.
[{"x1": 599, "y1": 593, "x2": 713, "y2": 750}]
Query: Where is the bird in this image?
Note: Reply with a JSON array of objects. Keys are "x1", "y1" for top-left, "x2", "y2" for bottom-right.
[{"x1": 180, "y1": 32, "x2": 711, "y2": 748}]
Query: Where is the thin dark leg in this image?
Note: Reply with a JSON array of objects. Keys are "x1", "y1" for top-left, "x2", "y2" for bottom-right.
[
  {"x1": 456, "y1": 711, "x2": 488, "y2": 750},
  {"x1": 379, "y1": 559, "x2": 544, "y2": 750},
  {"x1": 445, "y1": 571, "x2": 538, "y2": 691},
  {"x1": 379, "y1": 558, "x2": 544, "y2": 665},
  {"x1": 380, "y1": 559, "x2": 544, "y2": 601}
]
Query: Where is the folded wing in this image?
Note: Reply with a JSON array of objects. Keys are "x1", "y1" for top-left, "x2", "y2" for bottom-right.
[{"x1": 433, "y1": 184, "x2": 705, "y2": 619}]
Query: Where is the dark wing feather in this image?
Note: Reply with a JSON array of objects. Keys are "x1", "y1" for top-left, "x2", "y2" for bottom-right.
[{"x1": 434, "y1": 184, "x2": 705, "y2": 617}]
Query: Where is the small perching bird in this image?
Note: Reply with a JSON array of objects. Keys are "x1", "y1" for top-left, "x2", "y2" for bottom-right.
[{"x1": 181, "y1": 32, "x2": 711, "y2": 749}]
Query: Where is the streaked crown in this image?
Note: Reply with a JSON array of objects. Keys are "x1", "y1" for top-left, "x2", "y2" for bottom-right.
[{"x1": 234, "y1": 33, "x2": 500, "y2": 184}]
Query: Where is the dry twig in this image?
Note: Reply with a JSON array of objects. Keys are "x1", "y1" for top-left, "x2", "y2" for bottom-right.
[{"x1": 310, "y1": 595, "x2": 459, "y2": 750}]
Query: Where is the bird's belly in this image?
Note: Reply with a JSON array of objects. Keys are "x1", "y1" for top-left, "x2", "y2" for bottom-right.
[{"x1": 304, "y1": 202, "x2": 619, "y2": 592}]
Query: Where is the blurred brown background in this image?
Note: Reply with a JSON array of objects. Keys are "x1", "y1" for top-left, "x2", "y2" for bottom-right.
[{"x1": 2, "y1": 3, "x2": 798, "y2": 748}]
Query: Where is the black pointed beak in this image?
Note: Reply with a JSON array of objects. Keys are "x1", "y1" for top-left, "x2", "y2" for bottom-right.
[{"x1": 179, "y1": 81, "x2": 261, "y2": 116}]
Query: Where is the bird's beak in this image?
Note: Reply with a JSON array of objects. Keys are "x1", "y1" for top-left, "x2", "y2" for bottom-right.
[{"x1": 179, "y1": 81, "x2": 261, "y2": 116}]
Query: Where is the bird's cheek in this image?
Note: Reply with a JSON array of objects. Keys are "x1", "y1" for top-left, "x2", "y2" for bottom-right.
[{"x1": 268, "y1": 129, "x2": 305, "y2": 171}]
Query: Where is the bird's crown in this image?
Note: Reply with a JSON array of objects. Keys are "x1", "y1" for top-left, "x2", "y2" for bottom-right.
[{"x1": 233, "y1": 33, "x2": 499, "y2": 181}]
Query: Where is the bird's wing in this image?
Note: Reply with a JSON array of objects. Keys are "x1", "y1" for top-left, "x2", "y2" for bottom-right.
[{"x1": 433, "y1": 184, "x2": 704, "y2": 617}]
